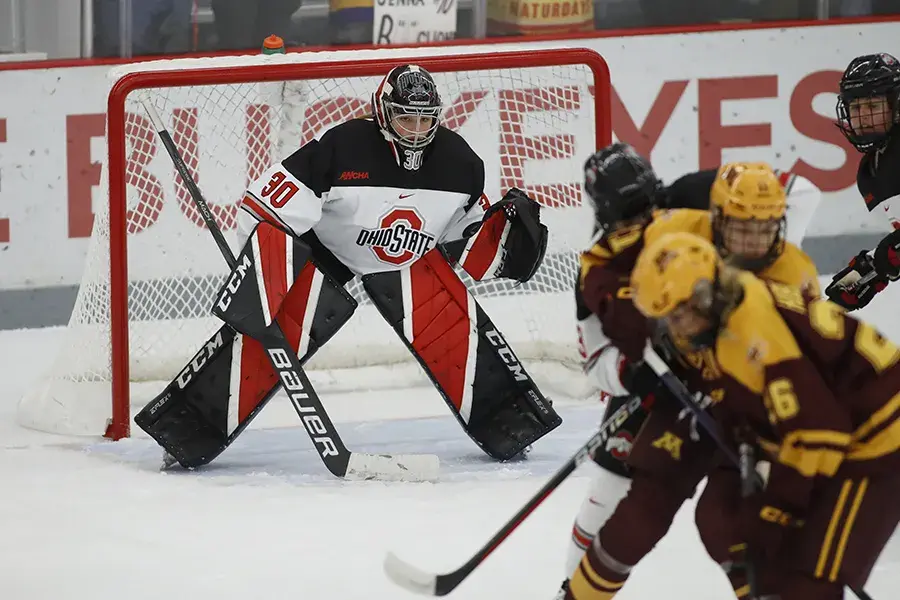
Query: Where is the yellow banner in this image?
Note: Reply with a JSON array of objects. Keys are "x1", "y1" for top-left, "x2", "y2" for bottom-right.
[
  {"x1": 487, "y1": 0, "x2": 594, "y2": 35},
  {"x1": 331, "y1": 0, "x2": 373, "y2": 11}
]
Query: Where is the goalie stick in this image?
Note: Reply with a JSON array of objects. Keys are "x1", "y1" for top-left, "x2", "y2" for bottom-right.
[
  {"x1": 643, "y1": 345, "x2": 875, "y2": 600},
  {"x1": 139, "y1": 96, "x2": 439, "y2": 482},
  {"x1": 383, "y1": 395, "x2": 647, "y2": 596}
]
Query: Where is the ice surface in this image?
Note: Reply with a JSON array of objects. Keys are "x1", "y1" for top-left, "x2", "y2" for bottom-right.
[{"x1": 1, "y1": 275, "x2": 898, "y2": 599}]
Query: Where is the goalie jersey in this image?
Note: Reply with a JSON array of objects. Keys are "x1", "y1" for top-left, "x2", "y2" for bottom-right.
[{"x1": 239, "y1": 118, "x2": 492, "y2": 276}]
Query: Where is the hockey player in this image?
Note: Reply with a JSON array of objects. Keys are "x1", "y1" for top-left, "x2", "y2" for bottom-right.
[
  {"x1": 135, "y1": 64, "x2": 561, "y2": 469},
  {"x1": 826, "y1": 53, "x2": 900, "y2": 310},
  {"x1": 561, "y1": 149, "x2": 821, "y2": 598},
  {"x1": 627, "y1": 231, "x2": 900, "y2": 600}
]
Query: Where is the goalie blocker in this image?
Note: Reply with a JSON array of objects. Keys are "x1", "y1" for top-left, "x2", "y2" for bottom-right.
[{"x1": 136, "y1": 218, "x2": 560, "y2": 467}]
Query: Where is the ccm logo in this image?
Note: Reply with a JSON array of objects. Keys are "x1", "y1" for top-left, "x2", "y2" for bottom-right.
[
  {"x1": 267, "y1": 347, "x2": 339, "y2": 459},
  {"x1": 485, "y1": 328, "x2": 528, "y2": 382},
  {"x1": 176, "y1": 331, "x2": 226, "y2": 389},
  {"x1": 216, "y1": 253, "x2": 253, "y2": 313}
]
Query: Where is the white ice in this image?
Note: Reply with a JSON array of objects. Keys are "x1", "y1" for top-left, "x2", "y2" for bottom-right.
[{"x1": 1, "y1": 275, "x2": 898, "y2": 600}]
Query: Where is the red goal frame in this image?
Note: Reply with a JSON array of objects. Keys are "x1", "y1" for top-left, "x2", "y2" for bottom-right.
[{"x1": 104, "y1": 47, "x2": 612, "y2": 439}]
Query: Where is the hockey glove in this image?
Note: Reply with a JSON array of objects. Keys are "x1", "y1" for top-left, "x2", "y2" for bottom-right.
[
  {"x1": 620, "y1": 359, "x2": 677, "y2": 412},
  {"x1": 825, "y1": 251, "x2": 889, "y2": 311},
  {"x1": 873, "y1": 228, "x2": 900, "y2": 281},
  {"x1": 738, "y1": 495, "x2": 804, "y2": 564},
  {"x1": 486, "y1": 188, "x2": 549, "y2": 283}
]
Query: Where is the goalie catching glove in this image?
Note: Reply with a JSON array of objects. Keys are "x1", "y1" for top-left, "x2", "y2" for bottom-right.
[{"x1": 463, "y1": 187, "x2": 549, "y2": 283}]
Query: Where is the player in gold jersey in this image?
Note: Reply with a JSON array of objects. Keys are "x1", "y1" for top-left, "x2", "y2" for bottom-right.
[
  {"x1": 562, "y1": 156, "x2": 823, "y2": 599},
  {"x1": 625, "y1": 232, "x2": 900, "y2": 600}
]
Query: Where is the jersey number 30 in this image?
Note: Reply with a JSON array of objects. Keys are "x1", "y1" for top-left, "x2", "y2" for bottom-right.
[{"x1": 261, "y1": 171, "x2": 299, "y2": 208}]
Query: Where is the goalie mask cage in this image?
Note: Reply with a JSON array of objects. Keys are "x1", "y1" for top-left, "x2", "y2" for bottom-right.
[{"x1": 18, "y1": 47, "x2": 611, "y2": 440}]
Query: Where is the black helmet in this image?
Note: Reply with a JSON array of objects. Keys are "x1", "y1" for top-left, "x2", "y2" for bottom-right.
[
  {"x1": 372, "y1": 64, "x2": 442, "y2": 150},
  {"x1": 583, "y1": 143, "x2": 661, "y2": 234},
  {"x1": 836, "y1": 53, "x2": 900, "y2": 152}
]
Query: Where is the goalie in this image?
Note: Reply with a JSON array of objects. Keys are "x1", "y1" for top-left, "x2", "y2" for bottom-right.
[{"x1": 135, "y1": 64, "x2": 560, "y2": 470}]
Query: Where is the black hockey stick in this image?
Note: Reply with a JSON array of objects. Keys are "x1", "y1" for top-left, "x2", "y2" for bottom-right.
[
  {"x1": 643, "y1": 346, "x2": 875, "y2": 600},
  {"x1": 384, "y1": 395, "x2": 647, "y2": 596},
  {"x1": 738, "y1": 442, "x2": 761, "y2": 598},
  {"x1": 139, "y1": 96, "x2": 439, "y2": 482}
]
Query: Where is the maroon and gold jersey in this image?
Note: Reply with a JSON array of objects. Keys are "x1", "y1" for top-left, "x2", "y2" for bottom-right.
[
  {"x1": 713, "y1": 274, "x2": 900, "y2": 509},
  {"x1": 579, "y1": 223, "x2": 651, "y2": 364}
]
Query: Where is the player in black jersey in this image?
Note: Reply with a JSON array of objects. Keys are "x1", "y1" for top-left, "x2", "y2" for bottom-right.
[{"x1": 826, "y1": 53, "x2": 900, "y2": 310}]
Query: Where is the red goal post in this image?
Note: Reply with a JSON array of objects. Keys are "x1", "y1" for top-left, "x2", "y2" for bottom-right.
[{"x1": 20, "y1": 47, "x2": 611, "y2": 440}]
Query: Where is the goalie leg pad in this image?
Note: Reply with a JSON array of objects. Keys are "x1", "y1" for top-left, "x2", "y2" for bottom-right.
[
  {"x1": 361, "y1": 249, "x2": 561, "y2": 460},
  {"x1": 135, "y1": 254, "x2": 357, "y2": 468},
  {"x1": 213, "y1": 221, "x2": 312, "y2": 338}
]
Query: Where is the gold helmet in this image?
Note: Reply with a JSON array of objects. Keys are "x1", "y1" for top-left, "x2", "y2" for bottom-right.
[
  {"x1": 710, "y1": 162, "x2": 787, "y2": 270},
  {"x1": 631, "y1": 232, "x2": 721, "y2": 319}
]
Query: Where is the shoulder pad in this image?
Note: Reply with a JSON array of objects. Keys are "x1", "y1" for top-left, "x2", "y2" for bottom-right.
[
  {"x1": 763, "y1": 243, "x2": 821, "y2": 297},
  {"x1": 716, "y1": 274, "x2": 803, "y2": 394}
]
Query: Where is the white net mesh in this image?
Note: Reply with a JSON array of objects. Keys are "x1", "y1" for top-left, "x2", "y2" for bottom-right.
[{"x1": 18, "y1": 49, "x2": 604, "y2": 436}]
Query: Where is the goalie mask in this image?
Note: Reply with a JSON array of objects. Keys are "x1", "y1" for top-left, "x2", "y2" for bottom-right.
[
  {"x1": 583, "y1": 143, "x2": 662, "y2": 235},
  {"x1": 372, "y1": 64, "x2": 442, "y2": 153},
  {"x1": 836, "y1": 53, "x2": 900, "y2": 152},
  {"x1": 710, "y1": 162, "x2": 786, "y2": 272}
]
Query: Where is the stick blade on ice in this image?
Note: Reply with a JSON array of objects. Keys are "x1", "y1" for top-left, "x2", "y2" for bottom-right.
[
  {"x1": 383, "y1": 551, "x2": 439, "y2": 595},
  {"x1": 345, "y1": 453, "x2": 440, "y2": 482}
]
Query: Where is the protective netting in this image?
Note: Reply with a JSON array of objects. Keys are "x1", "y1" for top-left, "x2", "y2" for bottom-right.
[{"x1": 19, "y1": 49, "x2": 604, "y2": 436}]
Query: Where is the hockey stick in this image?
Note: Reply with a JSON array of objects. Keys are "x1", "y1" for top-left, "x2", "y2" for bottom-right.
[
  {"x1": 139, "y1": 97, "x2": 439, "y2": 482},
  {"x1": 738, "y1": 442, "x2": 761, "y2": 598},
  {"x1": 643, "y1": 346, "x2": 875, "y2": 600},
  {"x1": 384, "y1": 395, "x2": 647, "y2": 596}
]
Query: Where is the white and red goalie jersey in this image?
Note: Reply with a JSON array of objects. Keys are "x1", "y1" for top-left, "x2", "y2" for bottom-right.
[
  {"x1": 218, "y1": 116, "x2": 556, "y2": 461},
  {"x1": 237, "y1": 117, "x2": 508, "y2": 281}
]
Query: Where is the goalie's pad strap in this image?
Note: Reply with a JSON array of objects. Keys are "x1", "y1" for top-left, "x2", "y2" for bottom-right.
[{"x1": 361, "y1": 249, "x2": 561, "y2": 460}]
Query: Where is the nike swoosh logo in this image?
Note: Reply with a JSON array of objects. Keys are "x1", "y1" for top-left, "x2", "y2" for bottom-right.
[{"x1": 399, "y1": 193, "x2": 415, "y2": 199}]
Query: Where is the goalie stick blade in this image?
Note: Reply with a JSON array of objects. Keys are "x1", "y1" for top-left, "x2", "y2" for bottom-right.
[
  {"x1": 383, "y1": 552, "x2": 440, "y2": 596},
  {"x1": 344, "y1": 452, "x2": 440, "y2": 482}
]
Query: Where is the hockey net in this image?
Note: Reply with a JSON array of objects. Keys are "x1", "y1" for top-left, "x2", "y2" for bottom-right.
[{"x1": 18, "y1": 47, "x2": 610, "y2": 438}]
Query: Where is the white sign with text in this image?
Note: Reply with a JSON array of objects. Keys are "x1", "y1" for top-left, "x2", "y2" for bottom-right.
[{"x1": 373, "y1": 0, "x2": 458, "y2": 45}]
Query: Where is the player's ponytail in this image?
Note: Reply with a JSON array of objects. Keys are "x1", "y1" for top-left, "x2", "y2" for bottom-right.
[{"x1": 715, "y1": 265, "x2": 745, "y2": 320}]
